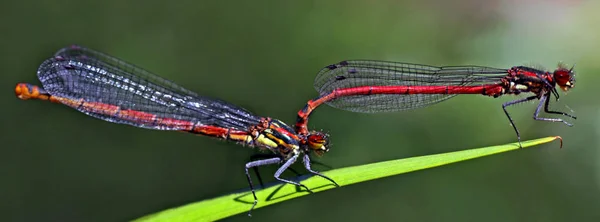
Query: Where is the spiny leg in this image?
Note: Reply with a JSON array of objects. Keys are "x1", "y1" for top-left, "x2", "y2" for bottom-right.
[
  {"x1": 245, "y1": 157, "x2": 281, "y2": 216},
  {"x1": 273, "y1": 154, "x2": 312, "y2": 193},
  {"x1": 250, "y1": 154, "x2": 336, "y2": 188},
  {"x1": 534, "y1": 94, "x2": 574, "y2": 126},
  {"x1": 543, "y1": 92, "x2": 577, "y2": 120},
  {"x1": 249, "y1": 154, "x2": 303, "y2": 188},
  {"x1": 303, "y1": 154, "x2": 339, "y2": 187},
  {"x1": 250, "y1": 154, "x2": 270, "y2": 189},
  {"x1": 502, "y1": 95, "x2": 538, "y2": 148}
]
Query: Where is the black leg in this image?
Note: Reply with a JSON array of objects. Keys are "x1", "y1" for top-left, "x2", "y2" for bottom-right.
[
  {"x1": 250, "y1": 154, "x2": 272, "y2": 188},
  {"x1": 534, "y1": 94, "x2": 574, "y2": 126},
  {"x1": 273, "y1": 154, "x2": 312, "y2": 192},
  {"x1": 502, "y1": 95, "x2": 538, "y2": 148},
  {"x1": 249, "y1": 154, "x2": 305, "y2": 188},
  {"x1": 245, "y1": 157, "x2": 281, "y2": 216},
  {"x1": 543, "y1": 92, "x2": 577, "y2": 120},
  {"x1": 303, "y1": 154, "x2": 339, "y2": 187}
]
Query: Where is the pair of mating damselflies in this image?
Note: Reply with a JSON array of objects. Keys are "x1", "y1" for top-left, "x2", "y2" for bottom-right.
[{"x1": 15, "y1": 45, "x2": 576, "y2": 216}]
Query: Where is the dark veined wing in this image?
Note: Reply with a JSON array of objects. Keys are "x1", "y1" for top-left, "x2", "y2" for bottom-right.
[
  {"x1": 37, "y1": 45, "x2": 261, "y2": 131},
  {"x1": 314, "y1": 60, "x2": 509, "y2": 113}
]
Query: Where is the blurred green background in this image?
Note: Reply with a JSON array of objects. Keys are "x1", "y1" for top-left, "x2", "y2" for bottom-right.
[{"x1": 2, "y1": 0, "x2": 599, "y2": 221}]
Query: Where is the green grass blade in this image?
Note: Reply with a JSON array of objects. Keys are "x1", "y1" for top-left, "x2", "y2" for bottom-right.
[{"x1": 133, "y1": 136, "x2": 562, "y2": 222}]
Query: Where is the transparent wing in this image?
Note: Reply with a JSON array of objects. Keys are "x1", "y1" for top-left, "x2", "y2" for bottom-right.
[
  {"x1": 314, "y1": 60, "x2": 509, "y2": 113},
  {"x1": 37, "y1": 45, "x2": 261, "y2": 131}
]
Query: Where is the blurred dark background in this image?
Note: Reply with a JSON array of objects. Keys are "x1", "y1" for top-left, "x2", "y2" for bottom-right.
[{"x1": 2, "y1": 0, "x2": 599, "y2": 221}]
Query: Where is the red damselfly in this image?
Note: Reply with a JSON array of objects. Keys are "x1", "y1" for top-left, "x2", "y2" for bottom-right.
[
  {"x1": 296, "y1": 60, "x2": 576, "y2": 146},
  {"x1": 15, "y1": 45, "x2": 338, "y2": 216}
]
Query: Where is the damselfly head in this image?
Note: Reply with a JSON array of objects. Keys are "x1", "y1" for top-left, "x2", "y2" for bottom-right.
[
  {"x1": 554, "y1": 63, "x2": 576, "y2": 92},
  {"x1": 307, "y1": 131, "x2": 330, "y2": 156}
]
